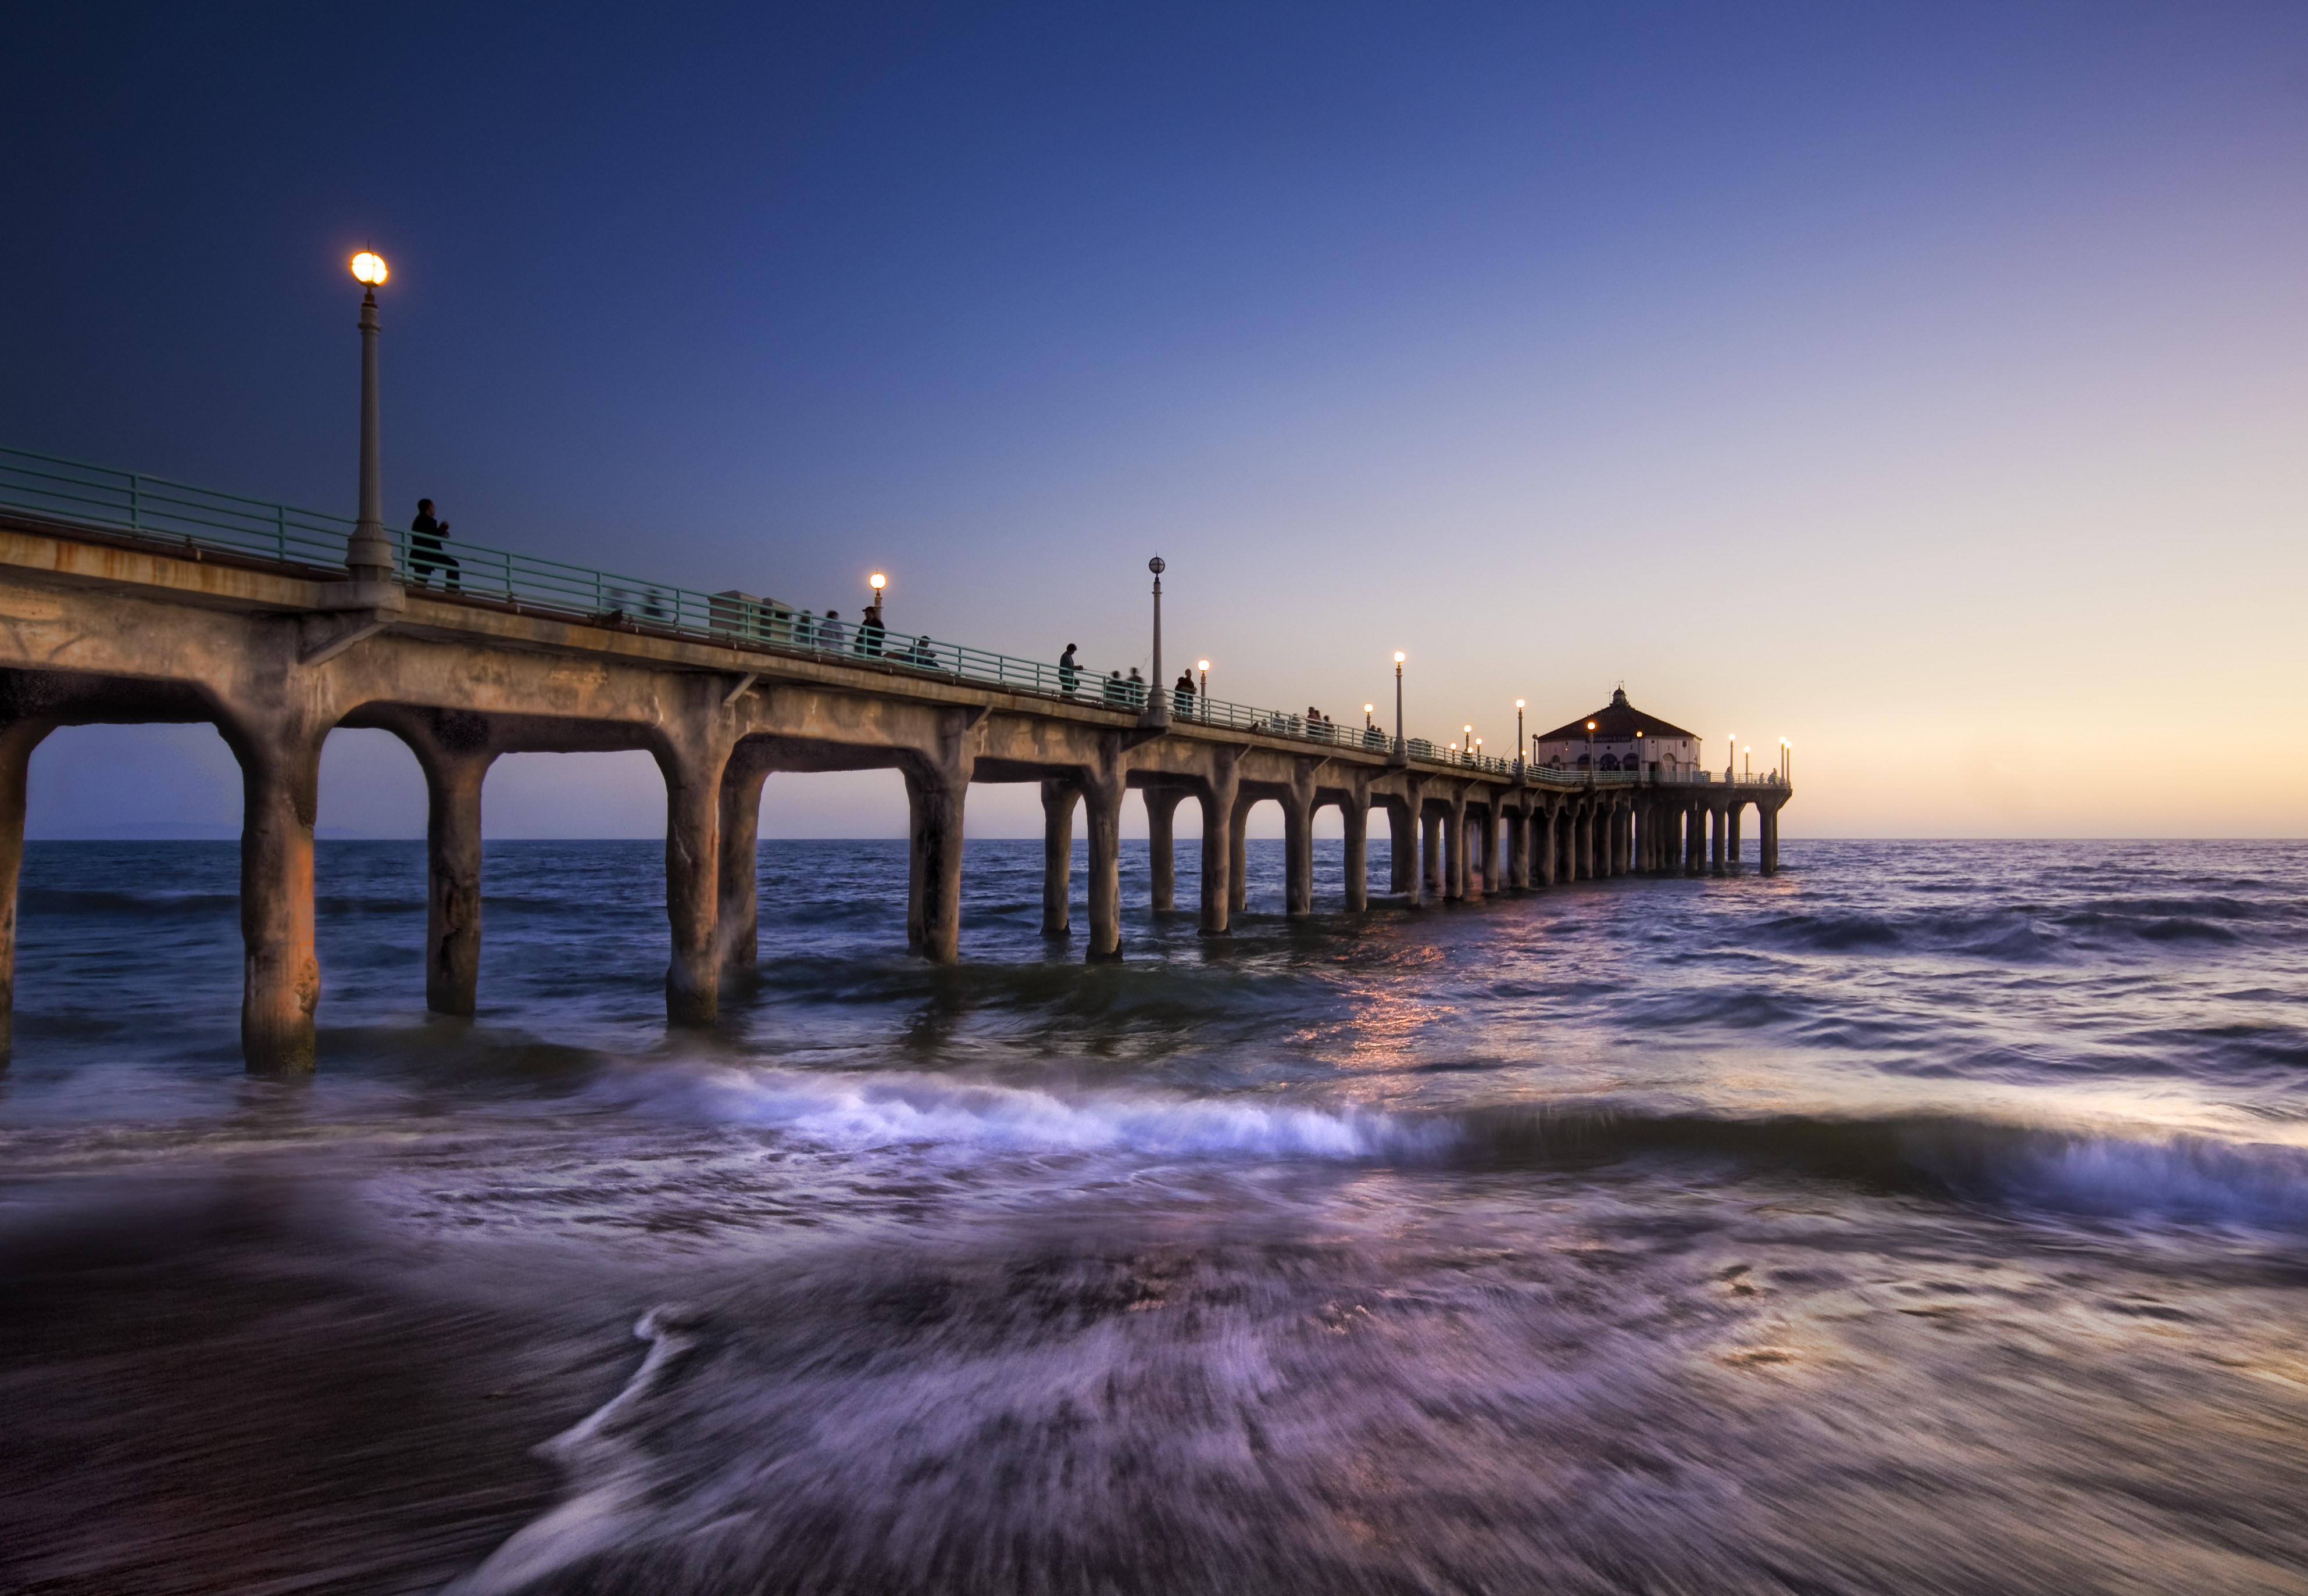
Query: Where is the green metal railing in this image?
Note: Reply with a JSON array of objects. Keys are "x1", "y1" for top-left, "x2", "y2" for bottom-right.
[{"x1": 0, "y1": 444, "x2": 1761, "y2": 790}]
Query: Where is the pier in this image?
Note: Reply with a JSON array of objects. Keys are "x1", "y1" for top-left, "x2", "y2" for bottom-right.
[{"x1": 0, "y1": 446, "x2": 1791, "y2": 1070}]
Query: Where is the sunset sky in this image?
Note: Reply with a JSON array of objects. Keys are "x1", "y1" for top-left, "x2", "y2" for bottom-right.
[{"x1": 5, "y1": 2, "x2": 2305, "y2": 838}]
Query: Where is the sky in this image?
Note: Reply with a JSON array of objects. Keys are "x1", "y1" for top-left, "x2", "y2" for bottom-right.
[{"x1": 5, "y1": 1, "x2": 2305, "y2": 839}]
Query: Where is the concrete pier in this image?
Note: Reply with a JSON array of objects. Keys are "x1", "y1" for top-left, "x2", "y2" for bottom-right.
[{"x1": 0, "y1": 506, "x2": 1791, "y2": 1069}]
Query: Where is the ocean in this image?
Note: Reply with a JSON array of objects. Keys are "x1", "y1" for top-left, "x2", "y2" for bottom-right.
[{"x1": 3, "y1": 837, "x2": 2306, "y2": 1594}]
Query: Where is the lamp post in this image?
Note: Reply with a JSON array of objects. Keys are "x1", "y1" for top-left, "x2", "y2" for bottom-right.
[
  {"x1": 1145, "y1": 557, "x2": 1167, "y2": 726},
  {"x1": 1392, "y1": 652, "x2": 1406, "y2": 761},
  {"x1": 1781, "y1": 736, "x2": 1791, "y2": 783},
  {"x1": 1744, "y1": 745, "x2": 1752, "y2": 780},
  {"x1": 1585, "y1": 719, "x2": 1596, "y2": 781},
  {"x1": 869, "y1": 571, "x2": 887, "y2": 602},
  {"x1": 1198, "y1": 659, "x2": 1210, "y2": 721},
  {"x1": 1726, "y1": 733, "x2": 1735, "y2": 782},
  {"x1": 1514, "y1": 700, "x2": 1525, "y2": 775},
  {"x1": 1463, "y1": 724, "x2": 1474, "y2": 768},
  {"x1": 346, "y1": 251, "x2": 396, "y2": 584}
]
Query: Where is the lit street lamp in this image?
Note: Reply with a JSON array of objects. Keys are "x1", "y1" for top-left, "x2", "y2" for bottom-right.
[
  {"x1": 1463, "y1": 724, "x2": 1474, "y2": 768},
  {"x1": 1392, "y1": 652, "x2": 1406, "y2": 760},
  {"x1": 346, "y1": 250, "x2": 395, "y2": 584},
  {"x1": 1726, "y1": 732, "x2": 1735, "y2": 781},
  {"x1": 1514, "y1": 699, "x2": 1525, "y2": 774},
  {"x1": 1198, "y1": 659, "x2": 1210, "y2": 720}
]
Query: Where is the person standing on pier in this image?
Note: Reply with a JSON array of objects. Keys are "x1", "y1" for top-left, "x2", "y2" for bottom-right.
[
  {"x1": 409, "y1": 499, "x2": 460, "y2": 590},
  {"x1": 859, "y1": 602, "x2": 886, "y2": 657},
  {"x1": 819, "y1": 610, "x2": 846, "y2": 653},
  {"x1": 1059, "y1": 644, "x2": 1080, "y2": 696},
  {"x1": 1174, "y1": 670, "x2": 1196, "y2": 718}
]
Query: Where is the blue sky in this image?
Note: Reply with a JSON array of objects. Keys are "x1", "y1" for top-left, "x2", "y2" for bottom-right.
[{"x1": 6, "y1": 2, "x2": 2306, "y2": 837}]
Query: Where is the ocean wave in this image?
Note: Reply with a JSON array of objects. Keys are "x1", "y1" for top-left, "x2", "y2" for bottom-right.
[
  {"x1": 619, "y1": 1064, "x2": 1439, "y2": 1161},
  {"x1": 1452, "y1": 1103, "x2": 2308, "y2": 1233}
]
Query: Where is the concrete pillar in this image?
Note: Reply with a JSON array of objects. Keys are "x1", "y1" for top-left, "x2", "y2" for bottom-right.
[
  {"x1": 1462, "y1": 800, "x2": 1486, "y2": 904},
  {"x1": 1443, "y1": 795, "x2": 1466, "y2": 901},
  {"x1": 1145, "y1": 786, "x2": 1184, "y2": 912},
  {"x1": 1686, "y1": 804, "x2": 1706, "y2": 875},
  {"x1": 1420, "y1": 807, "x2": 1443, "y2": 906},
  {"x1": 1198, "y1": 752, "x2": 1239, "y2": 936},
  {"x1": 1083, "y1": 760, "x2": 1126, "y2": 962},
  {"x1": 224, "y1": 715, "x2": 331, "y2": 1071},
  {"x1": 1728, "y1": 801, "x2": 1744, "y2": 872},
  {"x1": 658, "y1": 728, "x2": 738, "y2": 1022},
  {"x1": 1614, "y1": 806, "x2": 1631, "y2": 875},
  {"x1": 903, "y1": 761, "x2": 967, "y2": 963},
  {"x1": 1480, "y1": 804, "x2": 1499, "y2": 897},
  {"x1": 1284, "y1": 765, "x2": 1316, "y2": 918},
  {"x1": 1342, "y1": 792, "x2": 1370, "y2": 912},
  {"x1": 1574, "y1": 804, "x2": 1592, "y2": 881},
  {"x1": 1040, "y1": 778, "x2": 1077, "y2": 935},
  {"x1": 1506, "y1": 804, "x2": 1529, "y2": 889},
  {"x1": 1710, "y1": 804, "x2": 1728, "y2": 876},
  {"x1": 1762, "y1": 801, "x2": 1781, "y2": 876},
  {"x1": 1387, "y1": 799, "x2": 1414, "y2": 895},
  {"x1": 1537, "y1": 803, "x2": 1557, "y2": 887},
  {"x1": 0, "y1": 720, "x2": 54, "y2": 1057},
  {"x1": 420, "y1": 745, "x2": 496, "y2": 1013},
  {"x1": 1229, "y1": 794, "x2": 1253, "y2": 915},
  {"x1": 714, "y1": 746, "x2": 770, "y2": 972}
]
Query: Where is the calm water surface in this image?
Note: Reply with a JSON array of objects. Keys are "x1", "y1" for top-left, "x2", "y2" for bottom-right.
[{"x1": 4, "y1": 838, "x2": 2307, "y2": 1594}]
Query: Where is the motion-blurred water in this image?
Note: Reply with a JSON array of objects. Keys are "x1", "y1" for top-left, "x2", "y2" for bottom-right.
[{"x1": 5, "y1": 838, "x2": 2308, "y2": 1594}]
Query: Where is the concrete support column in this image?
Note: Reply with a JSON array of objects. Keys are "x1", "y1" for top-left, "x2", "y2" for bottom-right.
[
  {"x1": 1145, "y1": 786, "x2": 1184, "y2": 912},
  {"x1": 1573, "y1": 805, "x2": 1591, "y2": 881},
  {"x1": 1284, "y1": 764, "x2": 1316, "y2": 918},
  {"x1": 1615, "y1": 806, "x2": 1631, "y2": 875},
  {"x1": 420, "y1": 745, "x2": 497, "y2": 1013},
  {"x1": 1463, "y1": 801, "x2": 1487, "y2": 904},
  {"x1": 1686, "y1": 804, "x2": 1706, "y2": 875},
  {"x1": 1537, "y1": 804, "x2": 1557, "y2": 887},
  {"x1": 1418, "y1": 807, "x2": 1437, "y2": 900},
  {"x1": 1342, "y1": 791, "x2": 1370, "y2": 912},
  {"x1": 1040, "y1": 778, "x2": 1078, "y2": 935},
  {"x1": 1387, "y1": 800, "x2": 1414, "y2": 895},
  {"x1": 1506, "y1": 805, "x2": 1528, "y2": 889},
  {"x1": 223, "y1": 713, "x2": 332, "y2": 1071},
  {"x1": 659, "y1": 728, "x2": 739, "y2": 1022},
  {"x1": 1228, "y1": 794, "x2": 1253, "y2": 915},
  {"x1": 1710, "y1": 805, "x2": 1728, "y2": 876},
  {"x1": 903, "y1": 763, "x2": 968, "y2": 962},
  {"x1": 1728, "y1": 801, "x2": 1744, "y2": 872},
  {"x1": 713, "y1": 746, "x2": 770, "y2": 973},
  {"x1": 1443, "y1": 795, "x2": 1466, "y2": 901},
  {"x1": 1197, "y1": 752, "x2": 1239, "y2": 936},
  {"x1": 0, "y1": 720, "x2": 55, "y2": 1057},
  {"x1": 1082, "y1": 753, "x2": 1127, "y2": 962},
  {"x1": 1761, "y1": 801, "x2": 1781, "y2": 876}
]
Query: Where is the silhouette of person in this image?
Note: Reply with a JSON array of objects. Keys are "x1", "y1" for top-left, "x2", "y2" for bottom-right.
[
  {"x1": 1059, "y1": 644, "x2": 1080, "y2": 696},
  {"x1": 410, "y1": 499, "x2": 460, "y2": 590},
  {"x1": 1173, "y1": 670, "x2": 1195, "y2": 717}
]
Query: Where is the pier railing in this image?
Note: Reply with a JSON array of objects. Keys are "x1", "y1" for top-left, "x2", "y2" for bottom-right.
[{"x1": 0, "y1": 445, "x2": 1783, "y2": 790}]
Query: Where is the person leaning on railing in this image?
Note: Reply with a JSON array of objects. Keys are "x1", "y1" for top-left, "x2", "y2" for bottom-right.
[
  {"x1": 1059, "y1": 643, "x2": 1080, "y2": 696},
  {"x1": 1173, "y1": 670, "x2": 1195, "y2": 717}
]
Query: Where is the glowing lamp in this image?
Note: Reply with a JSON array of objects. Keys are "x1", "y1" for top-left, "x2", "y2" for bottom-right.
[
  {"x1": 1514, "y1": 699, "x2": 1524, "y2": 710},
  {"x1": 1394, "y1": 651, "x2": 1406, "y2": 664},
  {"x1": 351, "y1": 251, "x2": 388, "y2": 285},
  {"x1": 1198, "y1": 660, "x2": 1210, "y2": 672},
  {"x1": 869, "y1": 572, "x2": 887, "y2": 592}
]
